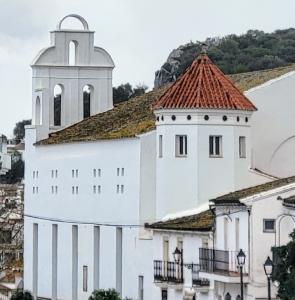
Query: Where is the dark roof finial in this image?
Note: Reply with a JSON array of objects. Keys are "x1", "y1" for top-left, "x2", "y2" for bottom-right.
[{"x1": 201, "y1": 42, "x2": 208, "y2": 54}]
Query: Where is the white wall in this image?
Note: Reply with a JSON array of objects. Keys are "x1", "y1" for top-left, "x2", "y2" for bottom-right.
[
  {"x1": 152, "y1": 230, "x2": 213, "y2": 300},
  {"x1": 24, "y1": 126, "x2": 155, "y2": 300},
  {"x1": 31, "y1": 16, "x2": 114, "y2": 141},
  {"x1": 213, "y1": 186, "x2": 295, "y2": 299},
  {"x1": 247, "y1": 72, "x2": 295, "y2": 177},
  {"x1": 155, "y1": 109, "x2": 259, "y2": 219}
]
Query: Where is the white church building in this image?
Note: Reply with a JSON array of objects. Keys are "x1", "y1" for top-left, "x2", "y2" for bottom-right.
[{"x1": 24, "y1": 15, "x2": 295, "y2": 300}]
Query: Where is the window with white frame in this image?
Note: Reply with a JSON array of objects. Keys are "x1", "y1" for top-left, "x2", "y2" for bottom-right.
[
  {"x1": 159, "y1": 135, "x2": 163, "y2": 158},
  {"x1": 263, "y1": 219, "x2": 275, "y2": 233},
  {"x1": 175, "y1": 135, "x2": 187, "y2": 157},
  {"x1": 239, "y1": 136, "x2": 246, "y2": 158},
  {"x1": 209, "y1": 136, "x2": 222, "y2": 157}
]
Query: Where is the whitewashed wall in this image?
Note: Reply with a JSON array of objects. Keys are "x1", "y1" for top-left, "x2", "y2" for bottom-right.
[
  {"x1": 247, "y1": 72, "x2": 295, "y2": 178},
  {"x1": 155, "y1": 109, "x2": 267, "y2": 219},
  {"x1": 213, "y1": 185, "x2": 295, "y2": 299},
  {"x1": 152, "y1": 230, "x2": 214, "y2": 300},
  {"x1": 24, "y1": 127, "x2": 155, "y2": 300},
  {"x1": 31, "y1": 15, "x2": 114, "y2": 141}
]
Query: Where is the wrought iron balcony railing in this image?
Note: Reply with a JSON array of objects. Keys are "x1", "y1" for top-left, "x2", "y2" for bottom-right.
[
  {"x1": 199, "y1": 248, "x2": 248, "y2": 276},
  {"x1": 154, "y1": 260, "x2": 183, "y2": 284}
]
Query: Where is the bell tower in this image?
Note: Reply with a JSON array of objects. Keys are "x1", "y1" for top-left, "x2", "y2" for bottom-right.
[{"x1": 31, "y1": 14, "x2": 115, "y2": 141}]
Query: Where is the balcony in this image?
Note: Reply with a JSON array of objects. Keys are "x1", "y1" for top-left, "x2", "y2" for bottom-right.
[
  {"x1": 199, "y1": 248, "x2": 248, "y2": 282},
  {"x1": 154, "y1": 260, "x2": 183, "y2": 284}
]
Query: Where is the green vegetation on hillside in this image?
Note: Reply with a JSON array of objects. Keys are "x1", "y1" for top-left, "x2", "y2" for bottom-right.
[{"x1": 155, "y1": 28, "x2": 295, "y2": 87}]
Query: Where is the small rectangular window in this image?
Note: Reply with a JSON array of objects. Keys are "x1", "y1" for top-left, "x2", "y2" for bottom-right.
[
  {"x1": 36, "y1": 171, "x2": 39, "y2": 178},
  {"x1": 263, "y1": 219, "x2": 275, "y2": 233},
  {"x1": 98, "y1": 169, "x2": 101, "y2": 177},
  {"x1": 51, "y1": 186, "x2": 54, "y2": 194},
  {"x1": 117, "y1": 168, "x2": 120, "y2": 176},
  {"x1": 93, "y1": 169, "x2": 97, "y2": 177},
  {"x1": 98, "y1": 185, "x2": 101, "y2": 194},
  {"x1": 33, "y1": 171, "x2": 35, "y2": 179},
  {"x1": 76, "y1": 169, "x2": 78, "y2": 178},
  {"x1": 161, "y1": 289, "x2": 168, "y2": 300},
  {"x1": 55, "y1": 170, "x2": 58, "y2": 178},
  {"x1": 72, "y1": 186, "x2": 75, "y2": 194},
  {"x1": 55, "y1": 186, "x2": 58, "y2": 194},
  {"x1": 116, "y1": 185, "x2": 120, "y2": 194},
  {"x1": 121, "y1": 185, "x2": 124, "y2": 193},
  {"x1": 83, "y1": 265, "x2": 88, "y2": 292},
  {"x1": 121, "y1": 168, "x2": 124, "y2": 176},
  {"x1": 72, "y1": 170, "x2": 75, "y2": 178},
  {"x1": 51, "y1": 170, "x2": 54, "y2": 178},
  {"x1": 209, "y1": 136, "x2": 222, "y2": 157},
  {"x1": 76, "y1": 186, "x2": 79, "y2": 194},
  {"x1": 175, "y1": 135, "x2": 187, "y2": 157},
  {"x1": 239, "y1": 136, "x2": 246, "y2": 158},
  {"x1": 93, "y1": 185, "x2": 96, "y2": 194},
  {"x1": 33, "y1": 186, "x2": 35, "y2": 194},
  {"x1": 159, "y1": 135, "x2": 163, "y2": 158}
]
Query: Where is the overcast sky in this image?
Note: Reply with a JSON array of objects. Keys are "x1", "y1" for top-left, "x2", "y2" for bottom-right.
[{"x1": 1, "y1": 0, "x2": 295, "y2": 137}]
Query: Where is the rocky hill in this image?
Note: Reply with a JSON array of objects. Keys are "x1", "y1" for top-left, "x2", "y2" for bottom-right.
[{"x1": 154, "y1": 28, "x2": 295, "y2": 88}]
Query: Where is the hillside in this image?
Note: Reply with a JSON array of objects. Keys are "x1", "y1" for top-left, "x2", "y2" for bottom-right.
[{"x1": 155, "y1": 28, "x2": 295, "y2": 88}]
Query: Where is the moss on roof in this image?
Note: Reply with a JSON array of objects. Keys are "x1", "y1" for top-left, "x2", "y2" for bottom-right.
[
  {"x1": 228, "y1": 64, "x2": 295, "y2": 92},
  {"x1": 145, "y1": 210, "x2": 213, "y2": 232},
  {"x1": 38, "y1": 64, "x2": 295, "y2": 145},
  {"x1": 212, "y1": 176, "x2": 295, "y2": 204},
  {"x1": 37, "y1": 86, "x2": 168, "y2": 145}
]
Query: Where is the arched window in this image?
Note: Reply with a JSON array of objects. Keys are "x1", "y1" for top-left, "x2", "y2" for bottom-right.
[
  {"x1": 83, "y1": 85, "x2": 92, "y2": 119},
  {"x1": 225, "y1": 293, "x2": 232, "y2": 300},
  {"x1": 54, "y1": 84, "x2": 63, "y2": 126},
  {"x1": 35, "y1": 96, "x2": 41, "y2": 125},
  {"x1": 69, "y1": 41, "x2": 77, "y2": 65},
  {"x1": 236, "y1": 295, "x2": 241, "y2": 300}
]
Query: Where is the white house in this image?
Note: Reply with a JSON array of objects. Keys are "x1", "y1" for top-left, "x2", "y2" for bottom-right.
[
  {"x1": 147, "y1": 177, "x2": 295, "y2": 300},
  {"x1": 0, "y1": 136, "x2": 11, "y2": 176},
  {"x1": 24, "y1": 14, "x2": 295, "y2": 300}
]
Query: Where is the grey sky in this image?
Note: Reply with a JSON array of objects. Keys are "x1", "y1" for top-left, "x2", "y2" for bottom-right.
[{"x1": 1, "y1": 0, "x2": 295, "y2": 136}]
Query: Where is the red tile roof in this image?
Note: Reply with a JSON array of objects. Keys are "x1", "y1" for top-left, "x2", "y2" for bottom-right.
[{"x1": 152, "y1": 54, "x2": 257, "y2": 111}]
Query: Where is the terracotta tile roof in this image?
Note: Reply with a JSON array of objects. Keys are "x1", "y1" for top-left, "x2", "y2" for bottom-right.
[
  {"x1": 153, "y1": 54, "x2": 257, "y2": 111},
  {"x1": 145, "y1": 210, "x2": 213, "y2": 232},
  {"x1": 211, "y1": 176, "x2": 295, "y2": 204},
  {"x1": 38, "y1": 64, "x2": 295, "y2": 145}
]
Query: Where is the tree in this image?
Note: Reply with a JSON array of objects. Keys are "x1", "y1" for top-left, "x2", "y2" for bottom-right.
[
  {"x1": 89, "y1": 289, "x2": 121, "y2": 300},
  {"x1": 10, "y1": 290, "x2": 34, "y2": 300},
  {"x1": 13, "y1": 120, "x2": 31, "y2": 142},
  {"x1": 0, "y1": 151, "x2": 24, "y2": 184},
  {"x1": 113, "y1": 83, "x2": 133, "y2": 104},
  {"x1": 132, "y1": 84, "x2": 148, "y2": 97},
  {"x1": 113, "y1": 83, "x2": 149, "y2": 104},
  {"x1": 272, "y1": 230, "x2": 295, "y2": 300}
]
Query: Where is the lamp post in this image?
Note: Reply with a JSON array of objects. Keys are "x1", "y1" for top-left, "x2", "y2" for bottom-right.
[
  {"x1": 237, "y1": 249, "x2": 246, "y2": 300},
  {"x1": 263, "y1": 256, "x2": 274, "y2": 300},
  {"x1": 173, "y1": 247, "x2": 184, "y2": 281}
]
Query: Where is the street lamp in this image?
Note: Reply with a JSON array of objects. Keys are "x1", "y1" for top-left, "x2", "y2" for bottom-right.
[
  {"x1": 173, "y1": 247, "x2": 182, "y2": 265},
  {"x1": 237, "y1": 249, "x2": 246, "y2": 300},
  {"x1": 264, "y1": 256, "x2": 274, "y2": 300},
  {"x1": 173, "y1": 247, "x2": 184, "y2": 283}
]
